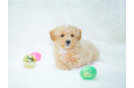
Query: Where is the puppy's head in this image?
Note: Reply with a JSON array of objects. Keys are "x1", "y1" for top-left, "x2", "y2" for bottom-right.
[{"x1": 49, "y1": 25, "x2": 82, "y2": 49}]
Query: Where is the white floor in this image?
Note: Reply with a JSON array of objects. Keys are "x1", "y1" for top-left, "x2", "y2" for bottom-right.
[{"x1": 8, "y1": 0, "x2": 126, "y2": 88}]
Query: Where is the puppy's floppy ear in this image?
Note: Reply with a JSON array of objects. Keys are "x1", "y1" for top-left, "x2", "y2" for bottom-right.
[
  {"x1": 49, "y1": 29, "x2": 56, "y2": 41},
  {"x1": 76, "y1": 29, "x2": 82, "y2": 40}
]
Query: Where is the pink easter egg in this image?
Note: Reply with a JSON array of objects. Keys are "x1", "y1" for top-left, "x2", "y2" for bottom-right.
[{"x1": 31, "y1": 52, "x2": 41, "y2": 61}]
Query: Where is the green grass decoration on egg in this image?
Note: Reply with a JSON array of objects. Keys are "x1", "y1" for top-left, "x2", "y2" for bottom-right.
[{"x1": 80, "y1": 66, "x2": 97, "y2": 79}]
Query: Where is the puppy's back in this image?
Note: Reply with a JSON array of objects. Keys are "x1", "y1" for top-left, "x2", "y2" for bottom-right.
[{"x1": 80, "y1": 39, "x2": 99, "y2": 61}]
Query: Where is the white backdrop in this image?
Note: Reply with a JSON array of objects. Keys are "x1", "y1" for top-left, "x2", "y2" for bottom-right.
[{"x1": 8, "y1": 0, "x2": 126, "y2": 88}]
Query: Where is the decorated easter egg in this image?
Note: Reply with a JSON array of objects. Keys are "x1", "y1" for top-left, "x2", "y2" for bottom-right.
[
  {"x1": 80, "y1": 66, "x2": 97, "y2": 79},
  {"x1": 23, "y1": 55, "x2": 36, "y2": 68}
]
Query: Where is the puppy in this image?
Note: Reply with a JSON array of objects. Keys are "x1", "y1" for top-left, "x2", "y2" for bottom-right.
[{"x1": 49, "y1": 25, "x2": 99, "y2": 70}]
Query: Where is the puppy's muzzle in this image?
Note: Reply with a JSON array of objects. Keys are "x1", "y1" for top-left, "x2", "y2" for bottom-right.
[{"x1": 66, "y1": 40, "x2": 71, "y2": 45}]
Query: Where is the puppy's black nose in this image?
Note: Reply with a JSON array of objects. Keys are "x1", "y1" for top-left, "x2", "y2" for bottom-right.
[{"x1": 66, "y1": 40, "x2": 71, "y2": 44}]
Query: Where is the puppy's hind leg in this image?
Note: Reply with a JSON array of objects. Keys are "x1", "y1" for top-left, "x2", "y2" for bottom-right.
[{"x1": 92, "y1": 47, "x2": 100, "y2": 62}]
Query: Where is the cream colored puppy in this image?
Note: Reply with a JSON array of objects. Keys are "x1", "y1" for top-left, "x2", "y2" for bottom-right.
[{"x1": 49, "y1": 25, "x2": 99, "y2": 70}]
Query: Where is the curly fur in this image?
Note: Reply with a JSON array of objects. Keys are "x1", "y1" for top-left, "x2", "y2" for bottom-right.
[{"x1": 49, "y1": 25, "x2": 99, "y2": 70}]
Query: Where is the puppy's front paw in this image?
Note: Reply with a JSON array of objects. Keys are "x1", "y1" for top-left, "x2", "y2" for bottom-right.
[
  {"x1": 55, "y1": 59, "x2": 72, "y2": 70},
  {"x1": 56, "y1": 62, "x2": 72, "y2": 70}
]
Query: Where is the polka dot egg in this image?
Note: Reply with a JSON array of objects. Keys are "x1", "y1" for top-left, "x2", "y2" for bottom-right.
[{"x1": 80, "y1": 66, "x2": 97, "y2": 79}]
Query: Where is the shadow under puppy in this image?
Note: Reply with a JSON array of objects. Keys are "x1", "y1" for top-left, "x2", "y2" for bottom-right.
[{"x1": 49, "y1": 25, "x2": 99, "y2": 70}]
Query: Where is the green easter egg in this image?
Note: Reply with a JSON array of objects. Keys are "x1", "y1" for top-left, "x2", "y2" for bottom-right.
[
  {"x1": 80, "y1": 66, "x2": 97, "y2": 79},
  {"x1": 23, "y1": 55, "x2": 36, "y2": 68}
]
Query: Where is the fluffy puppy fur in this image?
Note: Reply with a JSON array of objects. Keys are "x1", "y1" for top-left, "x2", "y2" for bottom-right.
[{"x1": 49, "y1": 25, "x2": 99, "y2": 70}]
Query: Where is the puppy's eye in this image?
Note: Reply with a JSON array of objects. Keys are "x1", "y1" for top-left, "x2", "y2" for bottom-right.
[
  {"x1": 61, "y1": 34, "x2": 64, "y2": 37},
  {"x1": 71, "y1": 34, "x2": 74, "y2": 37}
]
